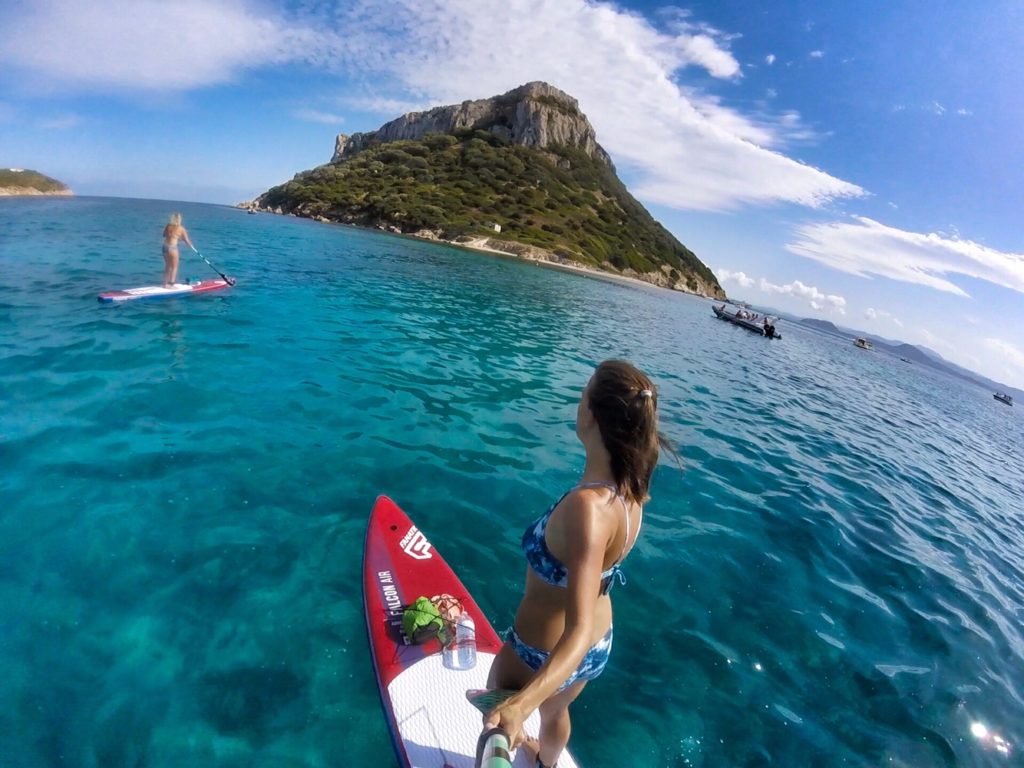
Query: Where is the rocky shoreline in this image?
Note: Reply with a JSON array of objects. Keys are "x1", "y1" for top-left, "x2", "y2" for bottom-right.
[
  {"x1": 0, "y1": 187, "x2": 74, "y2": 197},
  {"x1": 237, "y1": 201, "x2": 723, "y2": 299}
]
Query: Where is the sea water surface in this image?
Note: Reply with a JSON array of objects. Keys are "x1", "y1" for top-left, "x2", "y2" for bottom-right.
[{"x1": 1, "y1": 197, "x2": 1022, "y2": 768}]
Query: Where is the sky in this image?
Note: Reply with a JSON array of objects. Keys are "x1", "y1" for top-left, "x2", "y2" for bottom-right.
[{"x1": 1, "y1": 0, "x2": 1022, "y2": 388}]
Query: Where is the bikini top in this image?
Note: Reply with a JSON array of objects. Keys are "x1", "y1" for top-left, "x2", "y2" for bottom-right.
[{"x1": 522, "y1": 481, "x2": 642, "y2": 594}]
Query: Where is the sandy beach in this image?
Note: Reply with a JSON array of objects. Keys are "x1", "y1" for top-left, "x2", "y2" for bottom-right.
[{"x1": 416, "y1": 234, "x2": 722, "y2": 299}]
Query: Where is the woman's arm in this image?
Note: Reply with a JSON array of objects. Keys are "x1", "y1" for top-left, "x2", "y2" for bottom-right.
[
  {"x1": 180, "y1": 227, "x2": 194, "y2": 249},
  {"x1": 485, "y1": 492, "x2": 611, "y2": 740}
]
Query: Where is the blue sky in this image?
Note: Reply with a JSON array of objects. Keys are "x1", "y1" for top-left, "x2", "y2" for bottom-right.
[{"x1": 1, "y1": 0, "x2": 1022, "y2": 387}]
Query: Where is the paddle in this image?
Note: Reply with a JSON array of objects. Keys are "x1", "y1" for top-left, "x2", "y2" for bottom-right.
[{"x1": 189, "y1": 245, "x2": 236, "y2": 286}]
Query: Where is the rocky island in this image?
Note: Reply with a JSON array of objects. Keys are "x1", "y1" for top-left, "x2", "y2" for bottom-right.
[
  {"x1": 250, "y1": 82, "x2": 724, "y2": 298},
  {"x1": 0, "y1": 169, "x2": 72, "y2": 196}
]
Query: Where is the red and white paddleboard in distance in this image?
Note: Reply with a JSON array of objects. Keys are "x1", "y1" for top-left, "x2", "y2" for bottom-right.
[
  {"x1": 97, "y1": 279, "x2": 232, "y2": 303},
  {"x1": 363, "y1": 496, "x2": 580, "y2": 768}
]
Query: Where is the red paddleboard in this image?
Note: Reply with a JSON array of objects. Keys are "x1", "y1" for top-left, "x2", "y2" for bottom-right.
[
  {"x1": 98, "y1": 279, "x2": 232, "y2": 303},
  {"x1": 362, "y1": 496, "x2": 580, "y2": 768}
]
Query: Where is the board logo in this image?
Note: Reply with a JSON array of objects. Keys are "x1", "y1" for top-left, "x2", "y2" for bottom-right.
[{"x1": 399, "y1": 525, "x2": 433, "y2": 560}]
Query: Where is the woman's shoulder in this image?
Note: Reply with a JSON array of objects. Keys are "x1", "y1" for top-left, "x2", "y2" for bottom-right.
[{"x1": 554, "y1": 486, "x2": 619, "y2": 529}]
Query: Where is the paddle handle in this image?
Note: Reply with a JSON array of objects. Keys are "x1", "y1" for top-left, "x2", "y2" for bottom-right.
[{"x1": 475, "y1": 727, "x2": 513, "y2": 768}]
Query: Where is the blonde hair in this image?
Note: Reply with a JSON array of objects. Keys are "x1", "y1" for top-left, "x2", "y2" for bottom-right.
[{"x1": 169, "y1": 213, "x2": 182, "y2": 225}]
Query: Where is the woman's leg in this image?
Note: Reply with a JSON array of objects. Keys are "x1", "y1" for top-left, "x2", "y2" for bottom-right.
[
  {"x1": 536, "y1": 680, "x2": 587, "y2": 768},
  {"x1": 488, "y1": 638, "x2": 589, "y2": 768},
  {"x1": 162, "y1": 248, "x2": 173, "y2": 287},
  {"x1": 168, "y1": 249, "x2": 179, "y2": 285},
  {"x1": 487, "y1": 641, "x2": 535, "y2": 690}
]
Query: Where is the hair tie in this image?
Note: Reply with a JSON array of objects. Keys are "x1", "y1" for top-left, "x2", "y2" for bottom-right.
[{"x1": 639, "y1": 389, "x2": 653, "y2": 399}]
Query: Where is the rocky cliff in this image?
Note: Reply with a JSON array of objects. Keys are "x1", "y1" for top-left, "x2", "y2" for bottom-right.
[{"x1": 332, "y1": 82, "x2": 612, "y2": 168}]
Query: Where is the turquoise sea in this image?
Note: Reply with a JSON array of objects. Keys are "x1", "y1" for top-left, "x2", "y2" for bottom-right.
[{"x1": 1, "y1": 196, "x2": 1022, "y2": 768}]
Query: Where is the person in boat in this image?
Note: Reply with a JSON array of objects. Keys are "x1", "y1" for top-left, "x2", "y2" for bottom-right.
[
  {"x1": 483, "y1": 360, "x2": 672, "y2": 768},
  {"x1": 162, "y1": 213, "x2": 195, "y2": 287}
]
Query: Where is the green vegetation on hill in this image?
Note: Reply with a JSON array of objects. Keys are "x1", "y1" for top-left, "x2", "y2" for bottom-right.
[
  {"x1": 0, "y1": 169, "x2": 68, "y2": 192},
  {"x1": 259, "y1": 130, "x2": 718, "y2": 290}
]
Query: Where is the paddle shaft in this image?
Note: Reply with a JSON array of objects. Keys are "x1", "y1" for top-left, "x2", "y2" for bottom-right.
[
  {"x1": 475, "y1": 728, "x2": 513, "y2": 768},
  {"x1": 190, "y1": 245, "x2": 235, "y2": 285}
]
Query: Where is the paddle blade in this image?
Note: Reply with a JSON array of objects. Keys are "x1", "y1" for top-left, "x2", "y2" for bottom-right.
[{"x1": 466, "y1": 688, "x2": 517, "y2": 715}]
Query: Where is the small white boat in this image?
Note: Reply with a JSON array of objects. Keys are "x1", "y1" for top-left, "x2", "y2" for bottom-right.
[
  {"x1": 993, "y1": 392, "x2": 1013, "y2": 406},
  {"x1": 853, "y1": 337, "x2": 873, "y2": 350}
]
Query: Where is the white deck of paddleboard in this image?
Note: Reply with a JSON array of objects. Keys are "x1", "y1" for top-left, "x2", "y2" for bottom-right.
[
  {"x1": 388, "y1": 652, "x2": 579, "y2": 768},
  {"x1": 116, "y1": 284, "x2": 194, "y2": 296}
]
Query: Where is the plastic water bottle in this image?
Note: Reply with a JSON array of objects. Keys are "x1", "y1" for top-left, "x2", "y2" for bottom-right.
[{"x1": 456, "y1": 612, "x2": 477, "y2": 669}]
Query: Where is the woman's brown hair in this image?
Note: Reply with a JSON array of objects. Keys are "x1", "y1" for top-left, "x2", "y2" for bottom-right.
[{"x1": 587, "y1": 359, "x2": 674, "y2": 505}]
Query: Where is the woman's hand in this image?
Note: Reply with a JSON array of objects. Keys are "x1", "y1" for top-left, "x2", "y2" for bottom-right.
[{"x1": 483, "y1": 698, "x2": 530, "y2": 750}]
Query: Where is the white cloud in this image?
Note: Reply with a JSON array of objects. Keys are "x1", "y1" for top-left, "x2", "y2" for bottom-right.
[
  {"x1": 766, "y1": 88, "x2": 777, "y2": 99},
  {"x1": 864, "y1": 307, "x2": 903, "y2": 328},
  {"x1": 765, "y1": 54, "x2": 776, "y2": 65},
  {"x1": 956, "y1": 108, "x2": 973, "y2": 117},
  {"x1": 294, "y1": 108, "x2": 346, "y2": 125},
  {"x1": 345, "y1": 96, "x2": 433, "y2": 115},
  {"x1": 809, "y1": 50, "x2": 824, "y2": 58},
  {"x1": 787, "y1": 216, "x2": 1024, "y2": 298},
  {"x1": 931, "y1": 101, "x2": 947, "y2": 115},
  {"x1": 758, "y1": 277, "x2": 846, "y2": 314},
  {"x1": 0, "y1": 0, "x2": 329, "y2": 91},
  {"x1": 720, "y1": 270, "x2": 847, "y2": 314},
  {"x1": 982, "y1": 338, "x2": 1024, "y2": 380},
  {"x1": 717, "y1": 268, "x2": 755, "y2": 289},
  {"x1": 37, "y1": 113, "x2": 81, "y2": 129}
]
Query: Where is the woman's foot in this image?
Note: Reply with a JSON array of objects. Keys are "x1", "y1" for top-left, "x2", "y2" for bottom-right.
[{"x1": 519, "y1": 736, "x2": 556, "y2": 768}]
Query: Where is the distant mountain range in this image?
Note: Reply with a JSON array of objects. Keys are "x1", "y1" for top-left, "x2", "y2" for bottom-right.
[{"x1": 793, "y1": 317, "x2": 1023, "y2": 401}]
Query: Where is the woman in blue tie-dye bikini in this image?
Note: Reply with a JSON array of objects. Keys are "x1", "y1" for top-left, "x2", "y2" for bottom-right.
[{"x1": 484, "y1": 359, "x2": 673, "y2": 768}]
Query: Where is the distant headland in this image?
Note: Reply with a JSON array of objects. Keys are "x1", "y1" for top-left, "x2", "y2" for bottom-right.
[
  {"x1": 0, "y1": 169, "x2": 72, "y2": 196},
  {"x1": 243, "y1": 82, "x2": 724, "y2": 299}
]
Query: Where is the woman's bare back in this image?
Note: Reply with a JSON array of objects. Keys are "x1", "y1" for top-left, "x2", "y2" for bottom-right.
[{"x1": 163, "y1": 224, "x2": 185, "y2": 247}]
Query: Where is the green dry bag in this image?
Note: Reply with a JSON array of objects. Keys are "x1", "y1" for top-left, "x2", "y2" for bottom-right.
[{"x1": 402, "y1": 596, "x2": 443, "y2": 644}]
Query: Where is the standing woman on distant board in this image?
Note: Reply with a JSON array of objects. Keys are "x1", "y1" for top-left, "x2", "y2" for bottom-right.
[
  {"x1": 162, "y1": 213, "x2": 194, "y2": 287},
  {"x1": 483, "y1": 359, "x2": 672, "y2": 768}
]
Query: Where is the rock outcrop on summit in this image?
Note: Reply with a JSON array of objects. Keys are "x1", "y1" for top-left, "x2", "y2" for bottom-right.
[
  {"x1": 254, "y1": 82, "x2": 724, "y2": 298},
  {"x1": 332, "y1": 82, "x2": 613, "y2": 169}
]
